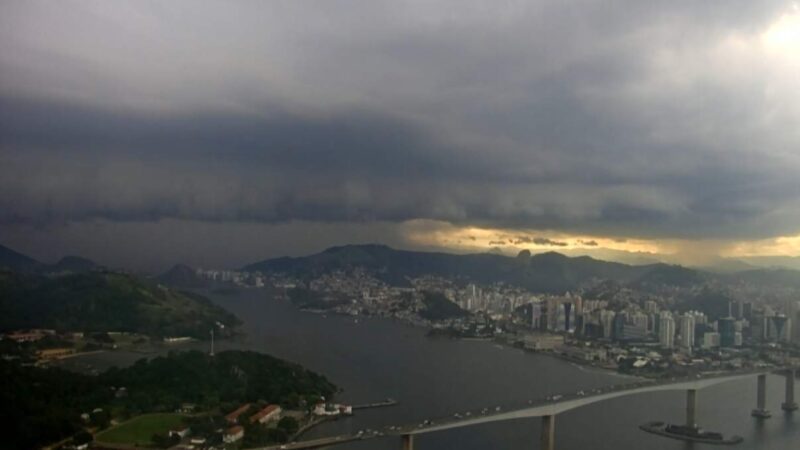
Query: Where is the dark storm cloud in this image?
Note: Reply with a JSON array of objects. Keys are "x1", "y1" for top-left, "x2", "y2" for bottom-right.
[{"x1": 2, "y1": 0, "x2": 800, "y2": 246}]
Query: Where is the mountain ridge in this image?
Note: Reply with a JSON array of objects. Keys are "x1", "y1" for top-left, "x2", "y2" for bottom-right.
[
  {"x1": 0, "y1": 270, "x2": 240, "y2": 338},
  {"x1": 242, "y1": 244, "x2": 699, "y2": 293}
]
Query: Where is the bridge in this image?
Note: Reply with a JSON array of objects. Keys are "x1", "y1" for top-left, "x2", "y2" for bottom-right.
[{"x1": 254, "y1": 367, "x2": 798, "y2": 450}]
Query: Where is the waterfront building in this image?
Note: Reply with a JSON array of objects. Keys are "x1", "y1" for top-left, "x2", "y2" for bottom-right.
[
  {"x1": 679, "y1": 313, "x2": 695, "y2": 353},
  {"x1": 250, "y1": 404, "x2": 282, "y2": 424},
  {"x1": 522, "y1": 333, "x2": 564, "y2": 351},
  {"x1": 659, "y1": 313, "x2": 675, "y2": 349}
]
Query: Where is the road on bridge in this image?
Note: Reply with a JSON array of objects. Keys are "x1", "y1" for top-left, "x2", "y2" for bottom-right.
[{"x1": 248, "y1": 367, "x2": 795, "y2": 449}]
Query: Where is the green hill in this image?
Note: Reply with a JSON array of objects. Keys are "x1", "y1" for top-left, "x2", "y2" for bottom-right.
[
  {"x1": 0, "y1": 271, "x2": 240, "y2": 338},
  {"x1": 3, "y1": 350, "x2": 336, "y2": 450}
]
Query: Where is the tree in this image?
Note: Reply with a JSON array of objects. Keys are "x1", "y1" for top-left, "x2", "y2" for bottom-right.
[
  {"x1": 151, "y1": 432, "x2": 180, "y2": 448},
  {"x1": 90, "y1": 409, "x2": 110, "y2": 429},
  {"x1": 267, "y1": 428, "x2": 288, "y2": 443},
  {"x1": 72, "y1": 430, "x2": 93, "y2": 446},
  {"x1": 277, "y1": 416, "x2": 299, "y2": 435}
]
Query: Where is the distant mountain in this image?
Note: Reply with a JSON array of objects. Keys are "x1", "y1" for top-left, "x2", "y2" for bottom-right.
[
  {"x1": 694, "y1": 258, "x2": 758, "y2": 274},
  {"x1": 740, "y1": 255, "x2": 800, "y2": 271},
  {"x1": 0, "y1": 270, "x2": 240, "y2": 338},
  {"x1": 157, "y1": 263, "x2": 207, "y2": 288},
  {"x1": 47, "y1": 255, "x2": 100, "y2": 273},
  {"x1": 0, "y1": 244, "x2": 101, "y2": 274},
  {"x1": 243, "y1": 244, "x2": 693, "y2": 293},
  {"x1": 630, "y1": 263, "x2": 707, "y2": 288},
  {"x1": 0, "y1": 244, "x2": 42, "y2": 272},
  {"x1": 727, "y1": 268, "x2": 800, "y2": 289}
]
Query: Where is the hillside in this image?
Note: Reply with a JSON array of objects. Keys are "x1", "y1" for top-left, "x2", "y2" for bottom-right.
[
  {"x1": 0, "y1": 244, "x2": 42, "y2": 272},
  {"x1": 0, "y1": 244, "x2": 101, "y2": 274},
  {"x1": 3, "y1": 350, "x2": 336, "y2": 450},
  {"x1": 48, "y1": 255, "x2": 100, "y2": 273},
  {"x1": 157, "y1": 263, "x2": 207, "y2": 288},
  {"x1": 0, "y1": 271, "x2": 240, "y2": 338},
  {"x1": 245, "y1": 244, "x2": 800, "y2": 295},
  {"x1": 244, "y1": 244, "x2": 665, "y2": 293},
  {"x1": 726, "y1": 268, "x2": 800, "y2": 289}
]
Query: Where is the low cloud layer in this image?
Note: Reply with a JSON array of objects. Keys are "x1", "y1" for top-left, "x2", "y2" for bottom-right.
[
  {"x1": 2, "y1": 1, "x2": 800, "y2": 267},
  {"x1": 514, "y1": 236, "x2": 568, "y2": 247}
]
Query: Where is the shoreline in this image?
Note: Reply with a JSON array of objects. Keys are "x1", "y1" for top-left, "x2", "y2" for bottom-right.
[{"x1": 296, "y1": 305, "x2": 636, "y2": 379}]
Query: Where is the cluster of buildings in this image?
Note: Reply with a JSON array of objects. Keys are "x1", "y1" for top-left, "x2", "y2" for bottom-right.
[
  {"x1": 198, "y1": 265, "x2": 800, "y2": 373},
  {"x1": 195, "y1": 268, "x2": 268, "y2": 288},
  {"x1": 168, "y1": 403, "x2": 284, "y2": 449},
  {"x1": 313, "y1": 402, "x2": 353, "y2": 416},
  {"x1": 513, "y1": 292, "x2": 800, "y2": 375},
  {"x1": 530, "y1": 295, "x2": 800, "y2": 353},
  {"x1": 220, "y1": 403, "x2": 283, "y2": 444}
]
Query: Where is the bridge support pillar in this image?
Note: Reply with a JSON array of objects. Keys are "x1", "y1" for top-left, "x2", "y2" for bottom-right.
[
  {"x1": 402, "y1": 433, "x2": 414, "y2": 450},
  {"x1": 686, "y1": 389, "x2": 697, "y2": 429},
  {"x1": 782, "y1": 369, "x2": 798, "y2": 412},
  {"x1": 752, "y1": 374, "x2": 772, "y2": 418},
  {"x1": 540, "y1": 415, "x2": 555, "y2": 450}
]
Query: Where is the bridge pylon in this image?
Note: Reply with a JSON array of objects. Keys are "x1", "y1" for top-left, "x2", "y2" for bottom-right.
[
  {"x1": 401, "y1": 433, "x2": 414, "y2": 450},
  {"x1": 686, "y1": 389, "x2": 697, "y2": 429},
  {"x1": 752, "y1": 373, "x2": 771, "y2": 418},
  {"x1": 782, "y1": 368, "x2": 798, "y2": 412},
  {"x1": 540, "y1": 414, "x2": 555, "y2": 450}
]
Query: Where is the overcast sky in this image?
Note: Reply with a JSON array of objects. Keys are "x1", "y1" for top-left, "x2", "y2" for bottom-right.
[{"x1": 2, "y1": 1, "x2": 800, "y2": 271}]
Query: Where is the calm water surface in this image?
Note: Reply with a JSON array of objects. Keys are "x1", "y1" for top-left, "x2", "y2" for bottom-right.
[{"x1": 60, "y1": 289, "x2": 799, "y2": 450}]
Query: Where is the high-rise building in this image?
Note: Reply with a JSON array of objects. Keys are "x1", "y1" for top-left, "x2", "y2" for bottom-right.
[
  {"x1": 718, "y1": 317, "x2": 736, "y2": 347},
  {"x1": 703, "y1": 332, "x2": 720, "y2": 349},
  {"x1": 659, "y1": 313, "x2": 675, "y2": 349},
  {"x1": 786, "y1": 300, "x2": 800, "y2": 343},
  {"x1": 631, "y1": 312, "x2": 649, "y2": 330},
  {"x1": 734, "y1": 300, "x2": 744, "y2": 320},
  {"x1": 600, "y1": 310, "x2": 616, "y2": 339},
  {"x1": 530, "y1": 302, "x2": 543, "y2": 329},
  {"x1": 742, "y1": 302, "x2": 753, "y2": 321},
  {"x1": 680, "y1": 313, "x2": 696, "y2": 352},
  {"x1": 612, "y1": 313, "x2": 626, "y2": 341},
  {"x1": 767, "y1": 314, "x2": 792, "y2": 342},
  {"x1": 563, "y1": 302, "x2": 573, "y2": 332}
]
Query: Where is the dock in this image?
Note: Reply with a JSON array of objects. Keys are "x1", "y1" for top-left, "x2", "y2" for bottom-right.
[{"x1": 352, "y1": 398, "x2": 398, "y2": 410}]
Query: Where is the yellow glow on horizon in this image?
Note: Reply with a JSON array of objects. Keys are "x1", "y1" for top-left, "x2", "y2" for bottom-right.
[
  {"x1": 401, "y1": 220, "x2": 664, "y2": 255},
  {"x1": 400, "y1": 220, "x2": 800, "y2": 264},
  {"x1": 723, "y1": 234, "x2": 800, "y2": 258}
]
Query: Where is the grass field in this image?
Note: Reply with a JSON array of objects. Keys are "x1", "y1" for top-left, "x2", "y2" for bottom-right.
[{"x1": 95, "y1": 413, "x2": 186, "y2": 445}]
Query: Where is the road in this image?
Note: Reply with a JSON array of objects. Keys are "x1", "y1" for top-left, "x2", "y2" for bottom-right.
[{"x1": 250, "y1": 367, "x2": 793, "y2": 449}]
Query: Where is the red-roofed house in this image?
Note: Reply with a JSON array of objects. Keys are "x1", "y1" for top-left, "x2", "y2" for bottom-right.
[
  {"x1": 225, "y1": 403, "x2": 251, "y2": 423},
  {"x1": 250, "y1": 404, "x2": 282, "y2": 424},
  {"x1": 223, "y1": 425, "x2": 245, "y2": 443}
]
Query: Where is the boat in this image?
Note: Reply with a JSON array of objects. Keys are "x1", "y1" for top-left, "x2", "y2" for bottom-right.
[{"x1": 639, "y1": 421, "x2": 743, "y2": 445}]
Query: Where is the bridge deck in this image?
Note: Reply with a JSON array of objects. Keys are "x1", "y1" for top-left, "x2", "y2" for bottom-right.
[{"x1": 249, "y1": 368, "x2": 792, "y2": 449}]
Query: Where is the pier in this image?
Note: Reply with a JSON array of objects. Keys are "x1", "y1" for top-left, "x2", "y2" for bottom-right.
[{"x1": 353, "y1": 398, "x2": 398, "y2": 410}]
